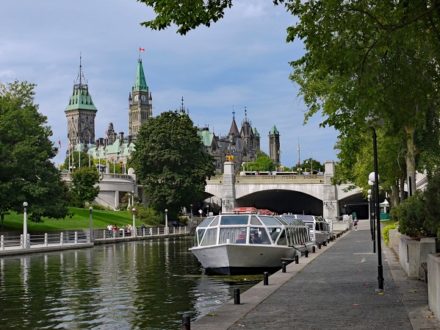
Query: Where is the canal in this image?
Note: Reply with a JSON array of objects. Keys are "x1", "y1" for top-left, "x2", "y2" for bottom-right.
[{"x1": 0, "y1": 237, "x2": 259, "y2": 329}]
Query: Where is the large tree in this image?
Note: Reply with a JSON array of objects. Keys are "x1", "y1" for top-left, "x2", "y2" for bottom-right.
[
  {"x1": 0, "y1": 81, "x2": 68, "y2": 222},
  {"x1": 70, "y1": 167, "x2": 100, "y2": 208},
  {"x1": 130, "y1": 111, "x2": 215, "y2": 219}
]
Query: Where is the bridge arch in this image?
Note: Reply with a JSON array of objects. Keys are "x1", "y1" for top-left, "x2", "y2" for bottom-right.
[{"x1": 236, "y1": 189, "x2": 323, "y2": 215}]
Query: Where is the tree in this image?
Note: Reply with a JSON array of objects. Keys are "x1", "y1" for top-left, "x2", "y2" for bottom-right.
[
  {"x1": 62, "y1": 151, "x2": 93, "y2": 171},
  {"x1": 0, "y1": 81, "x2": 68, "y2": 222},
  {"x1": 245, "y1": 151, "x2": 275, "y2": 172},
  {"x1": 70, "y1": 167, "x2": 100, "y2": 208},
  {"x1": 130, "y1": 111, "x2": 215, "y2": 219},
  {"x1": 286, "y1": 1, "x2": 440, "y2": 199}
]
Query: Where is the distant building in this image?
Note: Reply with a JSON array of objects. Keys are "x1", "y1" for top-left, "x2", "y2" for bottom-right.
[
  {"x1": 198, "y1": 110, "x2": 261, "y2": 173},
  {"x1": 65, "y1": 56, "x2": 279, "y2": 174},
  {"x1": 269, "y1": 125, "x2": 280, "y2": 165}
]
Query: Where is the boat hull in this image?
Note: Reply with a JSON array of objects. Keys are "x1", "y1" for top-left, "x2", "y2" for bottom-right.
[{"x1": 190, "y1": 244, "x2": 296, "y2": 275}]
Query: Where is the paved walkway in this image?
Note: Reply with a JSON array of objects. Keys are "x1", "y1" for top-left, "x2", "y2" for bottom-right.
[{"x1": 193, "y1": 221, "x2": 440, "y2": 330}]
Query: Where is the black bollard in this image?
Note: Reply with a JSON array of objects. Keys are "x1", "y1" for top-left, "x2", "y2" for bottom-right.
[
  {"x1": 323, "y1": 241, "x2": 327, "y2": 246},
  {"x1": 305, "y1": 250, "x2": 309, "y2": 258},
  {"x1": 234, "y1": 288, "x2": 240, "y2": 305},
  {"x1": 182, "y1": 312, "x2": 191, "y2": 330},
  {"x1": 282, "y1": 261, "x2": 287, "y2": 273},
  {"x1": 312, "y1": 246, "x2": 316, "y2": 253},
  {"x1": 263, "y1": 272, "x2": 269, "y2": 285},
  {"x1": 295, "y1": 254, "x2": 299, "y2": 264},
  {"x1": 318, "y1": 243, "x2": 321, "y2": 249}
]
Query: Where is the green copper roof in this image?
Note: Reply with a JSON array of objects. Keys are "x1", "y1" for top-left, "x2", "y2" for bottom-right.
[
  {"x1": 198, "y1": 129, "x2": 214, "y2": 147},
  {"x1": 253, "y1": 127, "x2": 260, "y2": 137},
  {"x1": 65, "y1": 85, "x2": 97, "y2": 112},
  {"x1": 133, "y1": 59, "x2": 148, "y2": 92},
  {"x1": 269, "y1": 125, "x2": 279, "y2": 135}
]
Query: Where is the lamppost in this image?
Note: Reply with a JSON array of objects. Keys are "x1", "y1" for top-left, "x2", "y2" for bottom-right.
[
  {"x1": 190, "y1": 204, "x2": 193, "y2": 222},
  {"x1": 164, "y1": 208, "x2": 168, "y2": 234},
  {"x1": 131, "y1": 190, "x2": 135, "y2": 207},
  {"x1": 370, "y1": 171, "x2": 384, "y2": 290},
  {"x1": 23, "y1": 202, "x2": 28, "y2": 249},
  {"x1": 89, "y1": 206, "x2": 94, "y2": 242},
  {"x1": 367, "y1": 187, "x2": 375, "y2": 253},
  {"x1": 132, "y1": 208, "x2": 137, "y2": 237}
]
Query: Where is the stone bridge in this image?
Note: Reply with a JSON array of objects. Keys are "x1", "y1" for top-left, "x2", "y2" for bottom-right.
[{"x1": 205, "y1": 161, "x2": 364, "y2": 221}]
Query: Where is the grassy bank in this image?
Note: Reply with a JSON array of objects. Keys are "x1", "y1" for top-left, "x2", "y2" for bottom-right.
[{"x1": 0, "y1": 208, "x2": 135, "y2": 232}]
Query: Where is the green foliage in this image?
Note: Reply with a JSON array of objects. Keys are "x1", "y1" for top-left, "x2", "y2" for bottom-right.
[
  {"x1": 1, "y1": 207, "x2": 137, "y2": 231},
  {"x1": 136, "y1": 206, "x2": 162, "y2": 226},
  {"x1": 424, "y1": 169, "x2": 440, "y2": 238},
  {"x1": 130, "y1": 111, "x2": 215, "y2": 216},
  {"x1": 244, "y1": 151, "x2": 275, "y2": 171},
  {"x1": 0, "y1": 81, "x2": 68, "y2": 221},
  {"x1": 70, "y1": 167, "x2": 100, "y2": 208},
  {"x1": 392, "y1": 192, "x2": 428, "y2": 238},
  {"x1": 382, "y1": 221, "x2": 398, "y2": 246},
  {"x1": 62, "y1": 151, "x2": 93, "y2": 171}
]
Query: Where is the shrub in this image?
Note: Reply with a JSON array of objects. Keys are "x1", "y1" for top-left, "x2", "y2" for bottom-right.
[
  {"x1": 424, "y1": 169, "x2": 440, "y2": 238},
  {"x1": 136, "y1": 206, "x2": 162, "y2": 226},
  {"x1": 382, "y1": 222, "x2": 398, "y2": 246},
  {"x1": 393, "y1": 192, "x2": 428, "y2": 238}
]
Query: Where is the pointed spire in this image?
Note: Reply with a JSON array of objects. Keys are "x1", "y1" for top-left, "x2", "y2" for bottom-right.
[
  {"x1": 180, "y1": 96, "x2": 185, "y2": 113},
  {"x1": 133, "y1": 58, "x2": 148, "y2": 92},
  {"x1": 244, "y1": 106, "x2": 247, "y2": 120},
  {"x1": 228, "y1": 111, "x2": 240, "y2": 136},
  {"x1": 75, "y1": 53, "x2": 87, "y2": 86}
]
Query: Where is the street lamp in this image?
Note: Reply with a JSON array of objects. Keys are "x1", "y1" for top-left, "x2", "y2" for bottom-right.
[
  {"x1": 190, "y1": 204, "x2": 193, "y2": 222},
  {"x1": 89, "y1": 206, "x2": 94, "y2": 242},
  {"x1": 23, "y1": 202, "x2": 29, "y2": 249},
  {"x1": 370, "y1": 160, "x2": 384, "y2": 290},
  {"x1": 367, "y1": 187, "x2": 375, "y2": 253},
  {"x1": 164, "y1": 209, "x2": 168, "y2": 234},
  {"x1": 131, "y1": 190, "x2": 135, "y2": 207},
  {"x1": 132, "y1": 208, "x2": 137, "y2": 237}
]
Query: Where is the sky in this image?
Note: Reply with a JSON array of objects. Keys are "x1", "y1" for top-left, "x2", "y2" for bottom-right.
[{"x1": 0, "y1": 0, "x2": 338, "y2": 167}]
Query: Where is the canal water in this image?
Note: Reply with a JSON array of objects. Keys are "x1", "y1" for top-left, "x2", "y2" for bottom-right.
[{"x1": 0, "y1": 237, "x2": 259, "y2": 329}]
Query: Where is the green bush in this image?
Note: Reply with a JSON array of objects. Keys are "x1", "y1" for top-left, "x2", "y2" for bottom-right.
[
  {"x1": 424, "y1": 169, "x2": 440, "y2": 238},
  {"x1": 393, "y1": 192, "x2": 428, "y2": 238},
  {"x1": 136, "y1": 206, "x2": 162, "y2": 226},
  {"x1": 382, "y1": 222, "x2": 398, "y2": 246}
]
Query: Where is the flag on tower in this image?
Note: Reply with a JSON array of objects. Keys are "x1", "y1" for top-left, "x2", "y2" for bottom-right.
[{"x1": 139, "y1": 47, "x2": 145, "y2": 52}]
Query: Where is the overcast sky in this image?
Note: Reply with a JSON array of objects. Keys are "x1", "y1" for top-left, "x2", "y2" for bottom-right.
[{"x1": 0, "y1": 0, "x2": 338, "y2": 166}]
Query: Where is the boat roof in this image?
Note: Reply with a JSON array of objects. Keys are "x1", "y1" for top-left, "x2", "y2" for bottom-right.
[{"x1": 196, "y1": 213, "x2": 305, "y2": 229}]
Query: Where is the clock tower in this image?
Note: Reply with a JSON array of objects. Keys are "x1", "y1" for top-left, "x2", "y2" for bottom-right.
[
  {"x1": 128, "y1": 57, "x2": 152, "y2": 139},
  {"x1": 65, "y1": 56, "x2": 97, "y2": 148}
]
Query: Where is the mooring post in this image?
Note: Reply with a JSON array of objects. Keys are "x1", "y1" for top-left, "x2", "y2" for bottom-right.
[
  {"x1": 44, "y1": 233, "x2": 48, "y2": 247},
  {"x1": 182, "y1": 312, "x2": 191, "y2": 330},
  {"x1": 305, "y1": 250, "x2": 309, "y2": 258},
  {"x1": 282, "y1": 261, "x2": 287, "y2": 273},
  {"x1": 295, "y1": 255, "x2": 299, "y2": 264},
  {"x1": 234, "y1": 288, "x2": 240, "y2": 304},
  {"x1": 312, "y1": 246, "x2": 316, "y2": 253},
  {"x1": 263, "y1": 272, "x2": 269, "y2": 285}
]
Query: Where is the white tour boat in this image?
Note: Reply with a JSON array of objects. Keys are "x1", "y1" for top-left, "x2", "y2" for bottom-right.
[{"x1": 190, "y1": 213, "x2": 313, "y2": 275}]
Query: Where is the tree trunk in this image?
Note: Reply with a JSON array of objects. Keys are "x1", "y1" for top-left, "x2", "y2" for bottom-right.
[
  {"x1": 404, "y1": 125, "x2": 416, "y2": 197},
  {"x1": 390, "y1": 181, "x2": 400, "y2": 207}
]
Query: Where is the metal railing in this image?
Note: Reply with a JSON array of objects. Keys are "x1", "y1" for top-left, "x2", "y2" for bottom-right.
[{"x1": 0, "y1": 226, "x2": 189, "y2": 251}]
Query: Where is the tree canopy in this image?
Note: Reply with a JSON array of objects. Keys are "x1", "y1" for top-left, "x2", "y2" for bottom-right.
[
  {"x1": 130, "y1": 111, "x2": 215, "y2": 219},
  {"x1": 0, "y1": 81, "x2": 68, "y2": 221},
  {"x1": 244, "y1": 151, "x2": 276, "y2": 172},
  {"x1": 70, "y1": 167, "x2": 100, "y2": 208}
]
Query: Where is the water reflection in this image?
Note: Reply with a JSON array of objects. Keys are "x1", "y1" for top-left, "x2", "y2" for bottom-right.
[{"x1": 0, "y1": 237, "x2": 257, "y2": 329}]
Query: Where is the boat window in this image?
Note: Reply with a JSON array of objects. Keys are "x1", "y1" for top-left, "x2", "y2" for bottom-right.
[
  {"x1": 220, "y1": 215, "x2": 248, "y2": 225},
  {"x1": 196, "y1": 228, "x2": 206, "y2": 245},
  {"x1": 249, "y1": 227, "x2": 271, "y2": 244},
  {"x1": 267, "y1": 227, "x2": 281, "y2": 243},
  {"x1": 200, "y1": 228, "x2": 217, "y2": 246},
  {"x1": 198, "y1": 217, "x2": 215, "y2": 228},
  {"x1": 306, "y1": 223, "x2": 313, "y2": 230},
  {"x1": 219, "y1": 227, "x2": 247, "y2": 244},
  {"x1": 209, "y1": 217, "x2": 219, "y2": 226},
  {"x1": 259, "y1": 216, "x2": 281, "y2": 226},
  {"x1": 277, "y1": 230, "x2": 287, "y2": 246},
  {"x1": 250, "y1": 216, "x2": 262, "y2": 225}
]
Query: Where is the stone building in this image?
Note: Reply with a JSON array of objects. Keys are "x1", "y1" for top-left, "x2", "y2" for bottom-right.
[{"x1": 269, "y1": 125, "x2": 280, "y2": 165}]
